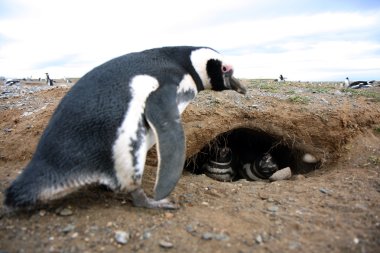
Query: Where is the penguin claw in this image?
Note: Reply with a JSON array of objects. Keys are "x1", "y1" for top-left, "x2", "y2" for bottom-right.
[{"x1": 130, "y1": 188, "x2": 178, "y2": 210}]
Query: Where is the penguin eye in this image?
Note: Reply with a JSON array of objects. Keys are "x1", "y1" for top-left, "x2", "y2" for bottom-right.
[{"x1": 222, "y1": 64, "x2": 233, "y2": 73}]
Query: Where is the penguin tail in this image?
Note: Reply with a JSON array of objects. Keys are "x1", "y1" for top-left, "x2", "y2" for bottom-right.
[
  {"x1": 3, "y1": 163, "x2": 47, "y2": 210},
  {"x1": 4, "y1": 178, "x2": 40, "y2": 210}
]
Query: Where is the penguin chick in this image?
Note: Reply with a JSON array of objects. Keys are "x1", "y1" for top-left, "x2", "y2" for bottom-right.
[
  {"x1": 240, "y1": 153, "x2": 278, "y2": 181},
  {"x1": 4, "y1": 46, "x2": 246, "y2": 210},
  {"x1": 204, "y1": 147, "x2": 235, "y2": 182}
]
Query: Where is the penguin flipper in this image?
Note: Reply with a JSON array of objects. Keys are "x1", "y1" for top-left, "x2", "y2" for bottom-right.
[{"x1": 145, "y1": 84, "x2": 186, "y2": 201}]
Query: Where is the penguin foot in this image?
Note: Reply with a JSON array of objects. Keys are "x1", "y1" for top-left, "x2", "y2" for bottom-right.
[{"x1": 130, "y1": 188, "x2": 178, "y2": 210}]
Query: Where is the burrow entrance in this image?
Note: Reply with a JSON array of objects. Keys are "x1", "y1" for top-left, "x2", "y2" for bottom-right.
[{"x1": 185, "y1": 127, "x2": 321, "y2": 181}]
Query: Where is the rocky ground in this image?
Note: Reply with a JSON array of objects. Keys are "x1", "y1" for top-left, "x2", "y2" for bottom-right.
[{"x1": 0, "y1": 79, "x2": 380, "y2": 253}]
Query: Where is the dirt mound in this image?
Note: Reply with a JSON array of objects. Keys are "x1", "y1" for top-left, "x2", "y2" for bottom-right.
[{"x1": 1, "y1": 80, "x2": 380, "y2": 252}]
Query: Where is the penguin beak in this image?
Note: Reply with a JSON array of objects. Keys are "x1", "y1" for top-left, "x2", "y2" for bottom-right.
[{"x1": 223, "y1": 71, "x2": 247, "y2": 95}]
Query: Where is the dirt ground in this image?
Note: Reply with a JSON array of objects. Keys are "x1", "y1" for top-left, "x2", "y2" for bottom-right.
[{"x1": 0, "y1": 80, "x2": 379, "y2": 253}]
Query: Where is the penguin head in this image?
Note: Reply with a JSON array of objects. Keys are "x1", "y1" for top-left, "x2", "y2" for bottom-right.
[{"x1": 190, "y1": 48, "x2": 247, "y2": 94}]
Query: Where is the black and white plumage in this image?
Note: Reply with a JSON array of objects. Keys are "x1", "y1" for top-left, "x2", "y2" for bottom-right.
[
  {"x1": 4, "y1": 79, "x2": 20, "y2": 86},
  {"x1": 4, "y1": 46, "x2": 246, "y2": 210},
  {"x1": 344, "y1": 77, "x2": 350, "y2": 88},
  {"x1": 349, "y1": 80, "x2": 373, "y2": 89},
  {"x1": 239, "y1": 153, "x2": 279, "y2": 181},
  {"x1": 203, "y1": 147, "x2": 235, "y2": 182}
]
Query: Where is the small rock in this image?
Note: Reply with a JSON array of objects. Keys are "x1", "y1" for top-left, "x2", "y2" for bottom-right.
[
  {"x1": 142, "y1": 230, "x2": 152, "y2": 240},
  {"x1": 289, "y1": 241, "x2": 301, "y2": 250},
  {"x1": 39, "y1": 210, "x2": 47, "y2": 217},
  {"x1": 61, "y1": 224, "x2": 75, "y2": 234},
  {"x1": 164, "y1": 212, "x2": 174, "y2": 219},
  {"x1": 302, "y1": 153, "x2": 318, "y2": 163},
  {"x1": 255, "y1": 234, "x2": 263, "y2": 244},
  {"x1": 269, "y1": 167, "x2": 292, "y2": 181},
  {"x1": 319, "y1": 188, "x2": 332, "y2": 195},
  {"x1": 58, "y1": 208, "x2": 73, "y2": 216},
  {"x1": 159, "y1": 240, "x2": 173, "y2": 248},
  {"x1": 267, "y1": 205, "x2": 279, "y2": 213},
  {"x1": 214, "y1": 233, "x2": 229, "y2": 241},
  {"x1": 353, "y1": 237, "x2": 360, "y2": 244},
  {"x1": 3, "y1": 128, "x2": 12, "y2": 133},
  {"x1": 185, "y1": 224, "x2": 196, "y2": 234},
  {"x1": 293, "y1": 174, "x2": 305, "y2": 180},
  {"x1": 115, "y1": 230, "x2": 129, "y2": 245},
  {"x1": 201, "y1": 232, "x2": 214, "y2": 240}
]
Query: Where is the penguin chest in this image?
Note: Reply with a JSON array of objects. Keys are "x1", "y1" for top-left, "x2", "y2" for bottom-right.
[
  {"x1": 177, "y1": 74, "x2": 198, "y2": 114},
  {"x1": 113, "y1": 75, "x2": 159, "y2": 189}
]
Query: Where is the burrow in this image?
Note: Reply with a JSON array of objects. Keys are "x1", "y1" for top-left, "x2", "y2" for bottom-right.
[{"x1": 184, "y1": 127, "x2": 322, "y2": 181}]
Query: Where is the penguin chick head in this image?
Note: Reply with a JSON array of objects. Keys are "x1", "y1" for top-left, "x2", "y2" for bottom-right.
[{"x1": 191, "y1": 48, "x2": 247, "y2": 94}]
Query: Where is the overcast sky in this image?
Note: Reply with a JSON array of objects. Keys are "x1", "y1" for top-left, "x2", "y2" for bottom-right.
[{"x1": 1, "y1": 0, "x2": 379, "y2": 81}]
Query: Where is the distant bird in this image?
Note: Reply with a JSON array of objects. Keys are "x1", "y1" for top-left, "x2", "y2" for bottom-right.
[
  {"x1": 349, "y1": 80, "x2": 372, "y2": 89},
  {"x1": 278, "y1": 74, "x2": 287, "y2": 83},
  {"x1": 45, "y1": 73, "x2": 53, "y2": 86},
  {"x1": 4, "y1": 79, "x2": 20, "y2": 86},
  {"x1": 344, "y1": 77, "x2": 350, "y2": 88}
]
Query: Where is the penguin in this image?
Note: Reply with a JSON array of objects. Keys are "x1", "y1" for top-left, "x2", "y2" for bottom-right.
[
  {"x1": 203, "y1": 146, "x2": 235, "y2": 182},
  {"x1": 349, "y1": 80, "x2": 372, "y2": 89},
  {"x1": 344, "y1": 77, "x2": 350, "y2": 88},
  {"x1": 239, "y1": 153, "x2": 279, "y2": 181},
  {"x1": 4, "y1": 46, "x2": 247, "y2": 210}
]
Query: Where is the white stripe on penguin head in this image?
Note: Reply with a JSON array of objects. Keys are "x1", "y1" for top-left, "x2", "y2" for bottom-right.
[{"x1": 190, "y1": 48, "x2": 224, "y2": 90}]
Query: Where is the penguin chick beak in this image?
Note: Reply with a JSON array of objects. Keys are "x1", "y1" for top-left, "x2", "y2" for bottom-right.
[{"x1": 223, "y1": 72, "x2": 247, "y2": 95}]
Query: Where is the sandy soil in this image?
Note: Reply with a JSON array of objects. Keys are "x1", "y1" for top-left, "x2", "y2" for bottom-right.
[{"x1": 0, "y1": 80, "x2": 379, "y2": 253}]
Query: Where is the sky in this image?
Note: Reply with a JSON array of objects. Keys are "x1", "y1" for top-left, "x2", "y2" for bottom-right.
[{"x1": 0, "y1": 0, "x2": 379, "y2": 81}]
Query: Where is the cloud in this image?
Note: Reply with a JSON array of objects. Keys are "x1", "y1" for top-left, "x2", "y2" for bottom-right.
[{"x1": 0, "y1": 0, "x2": 379, "y2": 80}]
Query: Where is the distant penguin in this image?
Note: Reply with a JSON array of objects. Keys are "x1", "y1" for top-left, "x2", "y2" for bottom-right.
[
  {"x1": 344, "y1": 77, "x2": 350, "y2": 88},
  {"x1": 4, "y1": 46, "x2": 247, "y2": 210},
  {"x1": 203, "y1": 146, "x2": 235, "y2": 182},
  {"x1": 349, "y1": 80, "x2": 372, "y2": 89},
  {"x1": 239, "y1": 153, "x2": 279, "y2": 181},
  {"x1": 45, "y1": 73, "x2": 53, "y2": 86}
]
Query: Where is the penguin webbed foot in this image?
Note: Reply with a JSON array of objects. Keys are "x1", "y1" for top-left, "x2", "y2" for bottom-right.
[{"x1": 130, "y1": 188, "x2": 178, "y2": 210}]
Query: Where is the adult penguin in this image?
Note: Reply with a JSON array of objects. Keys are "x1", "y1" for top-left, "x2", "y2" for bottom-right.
[{"x1": 4, "y1": 46, "x2": 246, "y2": 210}]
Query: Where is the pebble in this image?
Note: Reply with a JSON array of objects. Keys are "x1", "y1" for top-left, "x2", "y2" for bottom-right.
[
  {"x1": 115, "y1": 230, "x2": 129, "y2": 245},
  {"x1": 61, "y1": 224, "x2": 75, "y2": 234},
  {"x1": 319, "y1": 188, "x2": 332, "y2": 195},
  {"x1": 201, "y1": 232, "x2": 229, "y2": 241},
  {"x1": 159, "y1": 240, "x2": 174, "y2": 248},
  {"x1": 293, "y1": 174, "x2": 305, "y2": 180},
  {"x1": 214, "y1": 233, "x2": 229, "y2": 241},
  {"x1": 142, "y1": 230, "x2": 152, "y2": 240},
  {"x1": 185, "y1": 224, "x2": 196, "y2": 234},
  {"x1": 58, "y1": 208, "x2": 73, "y2": 216},
  {"x1": 267, "y1": 205, "x2": 279, "y2": 213},
  {"x1": 302, "y1": 153, "x2": 318, "y2": 163},
  {"x1": 255, "y1": 234, "x2": 263, "y2": 244},
  {"x1": 269, "y1": 167, "x2": 292, "y2": 181},
  {"x1": 164, "y1": 212, "x2": 174, "y2": 219},
  {"x1": 289, "y1": 241, "x2": 301, "y2": 250},
  {"x1": 39, "y1": 210, "x2": 47, "y2": 217},
  {"x1": 201, "y1": 232, "x2": 214, "y2": 240}
]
